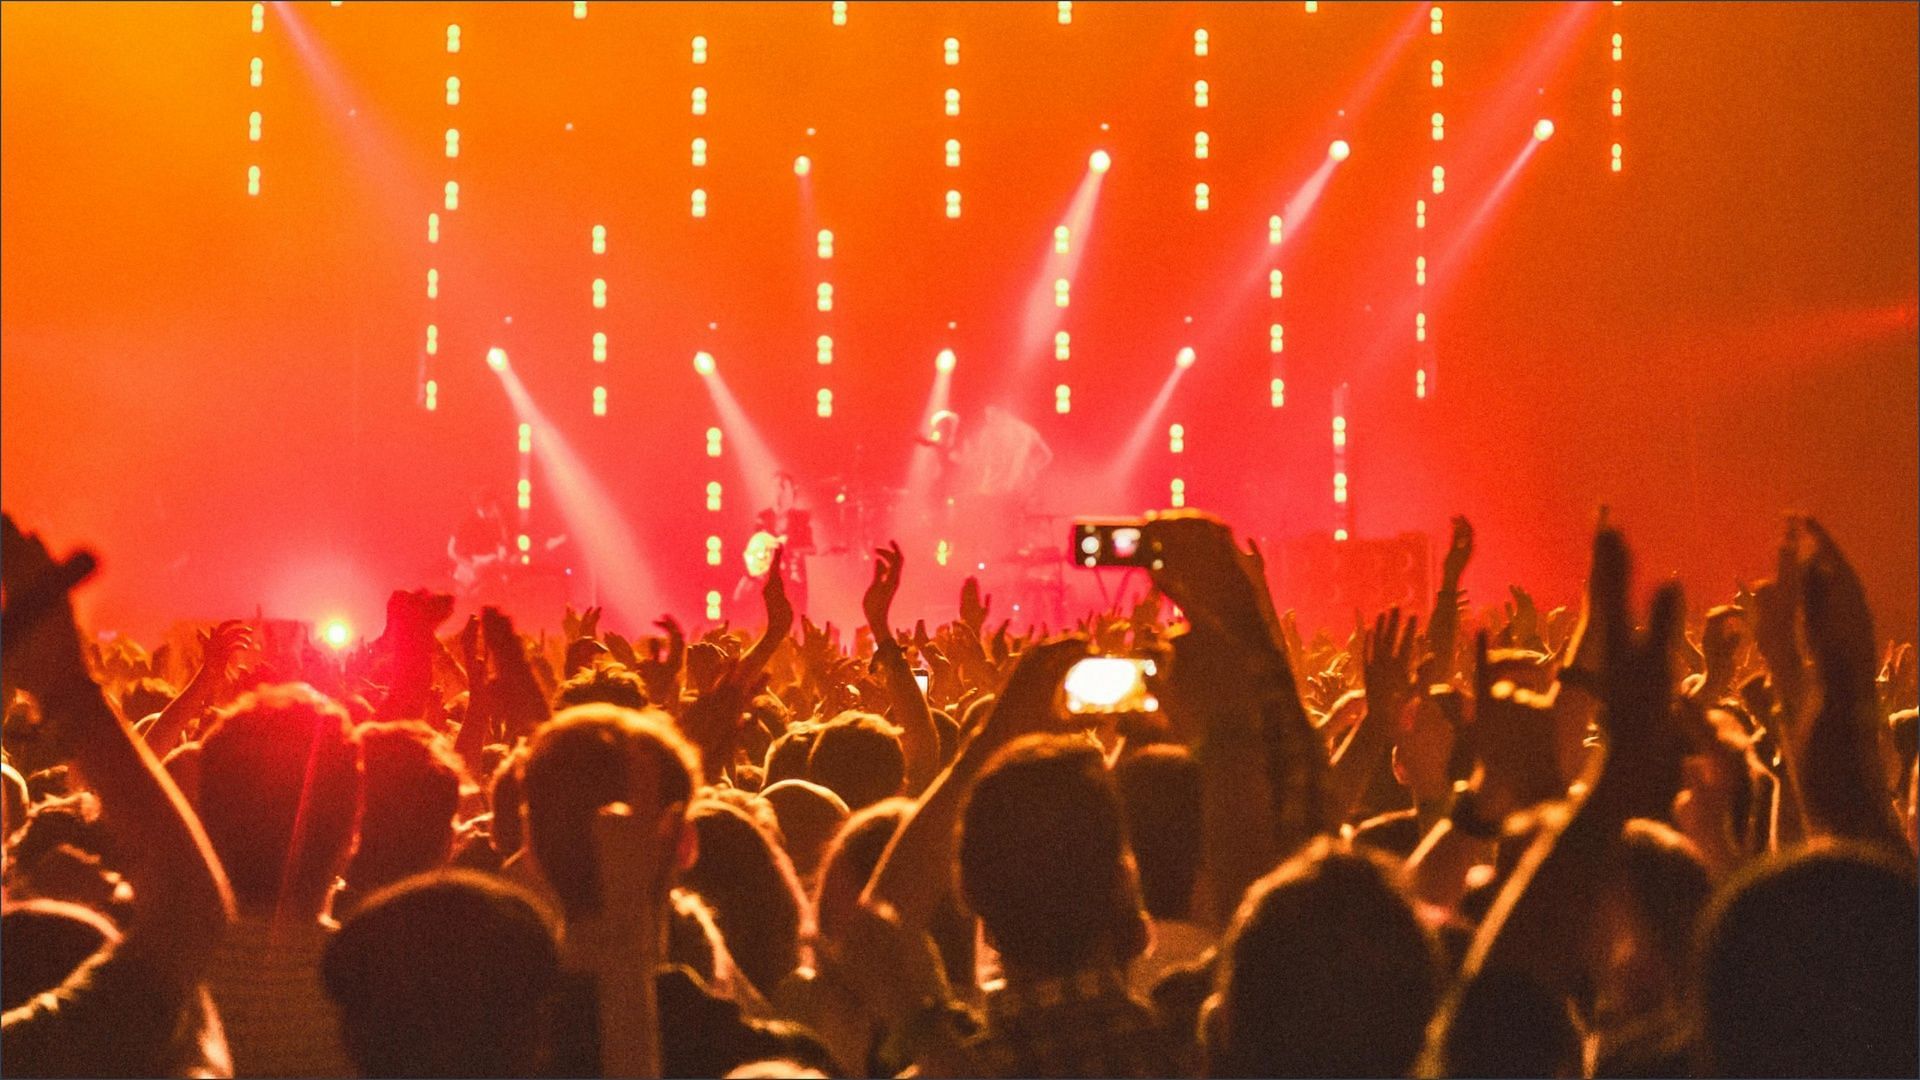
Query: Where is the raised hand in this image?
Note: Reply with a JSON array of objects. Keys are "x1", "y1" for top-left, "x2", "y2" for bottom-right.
[
  {"x1": 680, "y1": 656, "x2": 768, "y2": 783},
  {"x1": 1279, "y1": 609, "x2": 1306, "y2": 669},
  {"x1": 1361, "y1": 607, "x2": 1423, "y2": 721},
  {"x1": 1, "y1": 514, "x2": 96, "y2": 705},
  {"x1": 456, "y1": 614, "x2": 483, "y2": 686},
  {"x1": 1142, "y1": 510, "x2": 1282, "y2": 659},
  {"x1": 1792, "y1": 518, "x2": 1906, "y2": 848},
  {"x1": 373, "y1": 588, "x2": 456, "y2": 721},
  {"x1": 989, "y1": 620, "x2": 1014, "y2": 667},
  {"x1": 386, "y1": 588, "x2": 456, "y2": 638},
  {"x1": 763, "y1": 547, "x2": 795, "y2": 639},
  {"x1": 1129, "y1": 589, "x2": 1164, "y2": 637},
  {"x1": 140, "y1": 618, "x2": 258, "y2": 750},
  {"x1": 971, "y1": 635, "x2": 1089, "y2": 755},
  {"x1": 583, "y1": 799, "x2": 678, "y2": 1080},
  {"x1": 1470, "y1": 630, "x2": 1565, "y2": 817},
  {"x1": 863, "y1": 541, "x2": 905, "y2": 641},
  {"x1": 603, "y1": 629, "x2": 640, "y2": 669},
  {"x1": 1799, "y1": 518, "x2": 1877, "y2": 707},
  {"x1": 480, "y1": 606, "x2": 551, "y2": 741},
  {"x1": 1507, "y1": 585, "x2": 1545, "y2": 653},
  {"x1": 959, "y1": 576, "x2": 991, "y2": 637},
  {"x1": 1442, "y1": 514, "x2": 1474, "y2": 583},
  {"x1": 634, "y1": 617, "x2": 686, "y2": 710},
  {"x1": 921, "y1": 641, "x2": 961, "y2": 707},
  {"x1": 1750, "y1": 518, "x2": 1809, "y2": 714},
  {"x1": 1585, "y1": 525, "x2": 1687, "y2": 822},
  {"x1": 195, "y1": 620, "x2": 254, "y2": 689},
  {"x1": 1325, "y1": 607, "x2": 1423, "y2": 822}
]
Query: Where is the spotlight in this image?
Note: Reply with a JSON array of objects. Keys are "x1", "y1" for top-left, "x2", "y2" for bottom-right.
[
  {"x1": 1089, "y1": 149, "x2": 1111, "y2": 174},
  {"x1": 486, "y1": 347, "x2": 509, "y2": 371},
  {"x1": 322, "y1": 619, "x2": 352, "y2": 650},
  {"x1": 936, "y1": 348, "x2": 957, "y2": 373},
  {"x1": 794, "y1": 155, "x2": 812, "y2": 176},
  {"x1": 1533, "y1": 118, "x2": 1555, "y2": 141},
  {"x1": 1176, "y1": 346, "x2": 1196, "y2": 369},
  {"x1": 693, "y1": 351, "x2": 716, "y2": 376},
  {"x1": 1328, "y1": 139, "x2": 1351, "y2": 162}
]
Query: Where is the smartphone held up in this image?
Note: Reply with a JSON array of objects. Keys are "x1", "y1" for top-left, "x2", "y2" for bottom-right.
[{"x1": 1062, "y1": 655, "x2": 1157, "y2": 714}]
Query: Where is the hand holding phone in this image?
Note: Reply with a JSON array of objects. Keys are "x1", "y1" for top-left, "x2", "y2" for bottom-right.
[
  {"x1": 1072, "y1": 519, "x2": 1159, "y2": 568},
  {"x1": 1062, "y1": 656, "x2": 1158, "y2": 714}
]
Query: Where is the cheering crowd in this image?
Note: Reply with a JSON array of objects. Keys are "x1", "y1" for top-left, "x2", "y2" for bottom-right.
[{"x1": 2, "y1": 509, "x2": 1915, "y2": 1077}]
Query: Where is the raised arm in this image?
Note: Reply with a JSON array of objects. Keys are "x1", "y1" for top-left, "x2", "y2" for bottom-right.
[
  {"x1": 1454, "y1": 524, "x2": 1684, "y2": 1002},
  {"x1": 142, "y1": 619, "x2": 252, "y2": 751},
  {"x1": 864, "y1": 541, "x2": 939, "y2": 792},
  {"x1": 481, "y1": 607, "x2": 552, "y2": 743},
  {"x1": 1145, "y1": 511, "x2": 1329, "y2": 925},
  {"x1": 373, "y1": 589, "x2": 457, "y2": 721},
  {"x1": 863, "y1": 637, "x2": 1086, "y2": 933},
  {"x1": 737, "y1": 547, "x2": 795, "y2": 684},
  {"x1": 582, "y1": 802, "x2": 675, "y2": 1079},
  {"x1": 1791, "y1": 518, "x2": 1907, "y2": 850},
  {"x1": 1421, "y1": 515, "x2": 1473, "y2": 685},
  {"x1": 1, "y1": 515, "x2": 235, "y2": 993},
  {"x1": 1326, "y1": 608, "x2": 1421, "y2": 823}
]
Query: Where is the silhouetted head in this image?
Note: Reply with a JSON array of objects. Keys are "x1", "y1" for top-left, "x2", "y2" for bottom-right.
[
  {"x1": 195, "y1": 684, "x2": 361, "y2": 915},
  {"x1": 1694, "y1": 841, "x2": 1917, "y2": 1078},
  {"x1": 959, "y1": 735, "x2": 1146, "y2": 977},
  {"x1": 1115, "y1": 744, "x2": 1203, "y2": 922},
  {"x1": 1208, "y1": 837, "x2": 1440, "y2": 1078},
  {"x1": 758, "y1": 779, "x2": 850, "y2": 883},
  {"x1": 346, "y1": 721, "x2": 467, "y2": 906},
  {"x1": 324, "y1": 869, "x2": 559, "y2": 1078},
  {"x1": 681, "y1": 797, "x2": 811, "y2": 999},
  {"x1": 812, "y1": 797, "x2": 913, "y2": 944},
  {"x1": 552, "y1": 665, "x2": 649, "y2": 711},
  {"x1": 807, "y1": 712, "x2": 905, "y2": 811},
  {"x1": 522, "y1": 704, "x2": 698, "y2": 920}
]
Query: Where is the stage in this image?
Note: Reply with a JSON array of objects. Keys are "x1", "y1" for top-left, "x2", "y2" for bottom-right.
[{"x1": 2, "y1": 2, "x2": 1914, "y2": 643}]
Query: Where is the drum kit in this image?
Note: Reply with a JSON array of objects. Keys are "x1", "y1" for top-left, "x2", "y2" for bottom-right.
[{"x1": 815, "y1": 474, "x2": 1073, "y2": 626}]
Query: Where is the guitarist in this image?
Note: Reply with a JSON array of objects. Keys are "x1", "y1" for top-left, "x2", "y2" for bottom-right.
[{"x1": 736, "y1": 470, "x2": 814, "y2": 615}]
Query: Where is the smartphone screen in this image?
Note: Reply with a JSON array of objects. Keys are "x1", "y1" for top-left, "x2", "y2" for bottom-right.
[
  {"x1": 1063, "y1": 656, "x2": 1158, "y2": 714},
  {"x1": 913, "y1": 670, "x2": 931, "y2": 694},
  {"x1": 1072, "y1": 520, "x2": 1157, "y2": 568}
]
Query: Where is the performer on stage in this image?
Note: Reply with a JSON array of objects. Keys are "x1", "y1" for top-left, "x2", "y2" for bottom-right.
[
  {"x1": 736, "y1": 470, "x2": 815, "y2": 615},
  {"x1": 447, "y1": 492, "x2": 510, "y2": 599}
]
